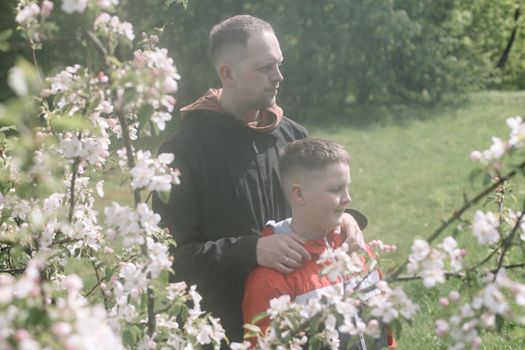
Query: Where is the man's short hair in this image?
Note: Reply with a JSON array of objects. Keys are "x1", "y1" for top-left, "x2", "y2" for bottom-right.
[
  {"x1": 209, "y1": 15, "x2": 274, "y2": 64},
  {"x1": 279, "y1": 138, "x2": 350, "y2": 182}
]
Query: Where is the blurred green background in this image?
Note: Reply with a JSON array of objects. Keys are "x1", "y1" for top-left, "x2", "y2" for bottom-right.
[
  {"x1": 2, "y1": 0, "x2": 525, "y2": 348},
  {"x1": 2, "y1": 0, "x2": 525, "y2": 119}
]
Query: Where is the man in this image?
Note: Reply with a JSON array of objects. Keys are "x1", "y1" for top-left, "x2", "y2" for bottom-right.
[{"x1": 153, "y1": 15, "x2": 364, "y2": 346}]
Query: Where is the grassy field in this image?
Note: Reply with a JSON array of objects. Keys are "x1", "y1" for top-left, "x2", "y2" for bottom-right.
[
  {"x1": 104, "y1": 90, "x2": 525, "y2": 348},
  {"x1": 307, "y1": 90, "x2": 525, "y2": 349}
]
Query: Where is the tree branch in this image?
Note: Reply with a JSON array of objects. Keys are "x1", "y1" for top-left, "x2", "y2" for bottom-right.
[
  {"x1": 386, "y1": 160, "x2": 525, "y2": 282},
  {"x1": 493, "y1": 198, "x2": 525, "y2": 279}
]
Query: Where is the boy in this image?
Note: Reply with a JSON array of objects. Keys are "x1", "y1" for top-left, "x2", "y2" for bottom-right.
[{"x1": 242, "y1": 138, "x2": 395, "y2": 349}]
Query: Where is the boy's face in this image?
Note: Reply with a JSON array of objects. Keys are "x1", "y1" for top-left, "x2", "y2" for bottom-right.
[{"x1": 299, "y1": 162, "x2": 351, "y2": 233}]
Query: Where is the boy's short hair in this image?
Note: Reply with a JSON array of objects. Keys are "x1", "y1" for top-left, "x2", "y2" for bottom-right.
[
  {"x1": 209, "y1": 15, "x2": 274, "y2": 65},
  {"x1": 279, "y1": 138, "x2": 350, "y2": 183}
]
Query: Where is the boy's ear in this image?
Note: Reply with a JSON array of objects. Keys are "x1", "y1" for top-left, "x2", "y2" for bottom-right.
[{"x1": 290, "y1": 183, "x2": 306, "y2": 206}]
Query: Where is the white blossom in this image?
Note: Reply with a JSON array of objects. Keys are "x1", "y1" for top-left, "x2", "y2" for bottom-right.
[
  {"x1": 16, "y1": 3, "x2": 40, "y2": 24},
  {"x1": 94, "y1": 13, "x2": 135, "y2": 41},
  {"x1": 7, "y1": 66, "x2": 28, "y2": 96},
  {"x1": 507, "y1": 116, "x2": 525, "y2": 147},
  {"x1": 166, "y1": 282, "x2": 187, "y2": 301},
  {"x1": 61, "y1": 0, "x2": 88, "y2": 14},
  {"x1": 435, "y1": 319, "x2": 449, "y2": 337},
  {"x1": 130, "y1": 150, "x2": 176, "y2": 192},
  {"x1": 12, "y1": 199, "x2": 31, "y2": 220},
  {"x1": 472, "y1": 210, "x2": 500, "y2": 244},
  {"x1": 60, "y1": 135, "x2": 83, "y2": 158},
  {"x1": 409, "y1": 240, "x2": 430, "y2": 261},
  {"x1": 97, "y1": 0, "x2": 119, "y2": 9},
  {"x1": 96, "y1": 180, "x2": 105, "y2": 197},
  {"x1": 48, "y1": 65, "x2": 81, "y2": 94},
  {"x1": 267, "y1": 295, "x2": 291, "y2": 319},
  {"x1": 146, "y1": 237, "x2": 171, "y2": 277},
  {"x1": 151, "y1": 111, "x2": 172, "y2": 131}
]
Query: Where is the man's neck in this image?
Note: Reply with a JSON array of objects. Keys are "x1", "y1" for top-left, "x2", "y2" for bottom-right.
[{"x1": 219, "y1": 90, "x2": 259, "y2": 123}]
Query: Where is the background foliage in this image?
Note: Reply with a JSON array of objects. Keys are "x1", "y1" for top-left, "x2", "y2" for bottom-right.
[
  {"x1": 2, "y1": 0, "x2": 525, "y2": 349},
  {"x1": 2, "y1": 0, "x2": 525, "y2": 118}
]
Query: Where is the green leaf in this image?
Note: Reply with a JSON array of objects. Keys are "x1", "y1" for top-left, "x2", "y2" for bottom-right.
[
  {"x1": 0, "y1": 29, "x2": 12, "y2": 40},
  {"x1": 137, "y1": 103, "x2": 154, "y2": 125},
  {"x1": 308, "y1": 335, "x2": 323, "y2": 350},
  {"x1": 243, "y1": 323, "x2": 261, "y2": 336},
  {"x1": 122, "y1": 328, "x2": 138, "y2": 347},
  {"x1": 104, "y1": 266, "x2": 113, "y2": 282},
  {"x1": 140, "y1": 291, "x2": 148, "y2": 311},
  {"x1": 50, "y1": 115, "x2": 92, "y2": 132},
  {"x1": 0, "y1": 208, "x2": 13, "y2": 225},
  {"x1": 170, "y1": 301, "x2": 183, "y2": 317},
  {"x1": 496, "y1": 314, "x2": 505, "y2": 332},
  {"x1": 16, "y1": 182, "x2": 34, "y2": 198},
  {"x1": 468, "y1": 168, "x2": 484, "y2": 185},
  {"x1": 158, "y1": 190, "x2": 170, "y2": 204},
  {"x1": 482, "y1": 173, "x2": 492, "y2": 186},
  {"x1": 106, "y1": 55, "x2": 122, "y2": 68},
  {"x1": 121, "y1": 88, "x2": 138, "y2": 109},
  {"x1": 0, "y1": 125, "x2": 16, "y2": 133},
  {"x1": 390, "y1": 319, "x2": 402, "y2": 339},
  {"x1": 251, "y1": 311, "x2": 268, "y2": 325},
  {"x1": 25, "y1": 307, "x2": 49, "y2": 327}
]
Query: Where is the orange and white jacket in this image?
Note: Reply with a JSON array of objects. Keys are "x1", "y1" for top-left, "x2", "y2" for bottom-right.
[{"x1": 242, "y1": 219, "x2": 396, "y2": 349}]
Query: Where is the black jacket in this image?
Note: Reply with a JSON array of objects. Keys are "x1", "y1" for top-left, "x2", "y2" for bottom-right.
[{"x1": 152, "y1": 109, "x2": 308, "y2": 344}]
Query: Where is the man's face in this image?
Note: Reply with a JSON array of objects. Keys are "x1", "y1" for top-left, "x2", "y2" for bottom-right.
[
  {"x1": 230, "y1": 31, "x2": 284, "y2": 110},
  {"x1": 300, "y1": 162, "x2": 352, "y2": 233}
]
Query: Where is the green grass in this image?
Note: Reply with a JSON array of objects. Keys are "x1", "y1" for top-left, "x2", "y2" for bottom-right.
[{"x1": 307, "y1": 90, "x2": 525, "y2": 349}]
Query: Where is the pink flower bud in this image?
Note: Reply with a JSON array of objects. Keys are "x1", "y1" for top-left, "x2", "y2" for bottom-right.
[
  {"x1": 30, "y1": 286, "x2": 40, "y2": 298},
  {"x1": 130, "y1": 288, "x2": 140, "y2": 299},
  {"x1": 63, "y1": 274, "x2": 83, "y2": 291},
  {"x1": 472, "y1": 336, "x2": 482, "y2": 349},
  {"x1": 97, "y1": 71, "x2": 108, "y2": 83},
  {"x1": 40, "y1": 88, "x2": 52, "y2": 97},
  {"x1": 146, "y1": 87, "x2": 159, "y2": 97},
  {"x1": 435, "y1": 320, "x2": 449, "y2": 337},
  {"x1": 52, "y1": 322, "x2": 72, "y2": 337},
  {"x1": 133, "y1": 52, "x2": 146, "y2": 67},
  {"x1": 439, "y1": 297, "x2": 449, "y2": 307},
  {"x1": 449, "y1": 290, "x2": 460, "y2": 301},
  {"x1": 40, "y1": 0, "x2": 54, "y2": 18},
  {"x1": 15, "y1": 329, "x2": 30, "y2": 341},
  {"x1": 97, "y1": 0, "x2": 112, "y2": 9},
  {"x1": 460, "y1": 248, "x2": 467, "y2": 257},
  {"x1": 470, "y1": 150, "x2": 482, "y2": 161}
]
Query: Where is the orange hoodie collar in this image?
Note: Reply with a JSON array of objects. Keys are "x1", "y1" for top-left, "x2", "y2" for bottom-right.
[{"x1": 180, "y1": 88, "x2": 283, "y2": 133}]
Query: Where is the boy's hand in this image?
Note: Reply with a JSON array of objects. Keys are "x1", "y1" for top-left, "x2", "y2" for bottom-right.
[
  {"x1": 256, "y1": 234, "x2": 311, "y2": 274},
  {"x1": 340, "y1": 212, "x2": 365, "y2": 252}
]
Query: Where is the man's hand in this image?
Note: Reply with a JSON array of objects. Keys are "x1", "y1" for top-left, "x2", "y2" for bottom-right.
[
  {"x1": 256, "y1": 234, "x2": 311, "y2": 274},
  {"x1": 340, "y1": 212, "x2": 365, "y2": 252}
]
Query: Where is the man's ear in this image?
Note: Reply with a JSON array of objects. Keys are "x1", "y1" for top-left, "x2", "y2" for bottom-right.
[
  {"x1": 290, "y1": 183, "x2": 306, "y2": 206},
  {"x1": 217, "y1": 62, "x2": 235, "y2": 88}
]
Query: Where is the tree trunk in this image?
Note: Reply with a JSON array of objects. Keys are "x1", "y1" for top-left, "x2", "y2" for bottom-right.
[{"x1": 496, "y1": 5, "x2": 521, "y2": 68}]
